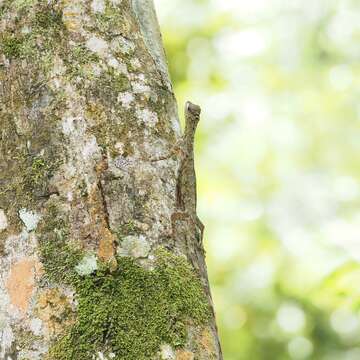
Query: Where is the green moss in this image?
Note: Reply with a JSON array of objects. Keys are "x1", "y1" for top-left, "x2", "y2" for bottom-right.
[
  {"x1": 27, "y1": 156, "x2": 50, "y2": 186},
  {"x1": 31, "y1": 4, "x2": 66, "y2": 50},
  {"x1": 116, "y1": 221, "x2": 136, "y2": 240},
  {"x1": 38, "y1": 203, "x2": 82, "y2": 284},
  {"x1": 92, "y1": 1, "x2": 131, "y2": 39},
  {"x1": 33, "y1": 7, "x2": 63, "y2": 30},
  {"x1": 0, "y1": 151, "x2": 58, "y2": 209},
  {"x1": 64, "y1": 44, "x2": 100, "y2": 79},
  {"x1": 94, "y1": 68, "x2": 131, "y2": 98},
  {"x1": 0, "y1": 3, "x2": 66, "y2": 60},
  {"x1": 12, "y1": 0, "x2": 37, "y2": 10},
  {"x1": 48, "y1": 249, "x2": 210, "y2": 360},
  {"x1": 22, "y1": 154, "x2": 61, "y2": 200},
  {"x1": 1, "y1": 36, "x2": 25, "y2": 58}
]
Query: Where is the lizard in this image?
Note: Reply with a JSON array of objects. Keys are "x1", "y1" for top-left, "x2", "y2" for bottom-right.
[
  {"x1": 171, "y1": 101, "x2": 204, "y2": 248},
  {"x1": 173, "y1": 102, "x2": 223, "y2": 359}
]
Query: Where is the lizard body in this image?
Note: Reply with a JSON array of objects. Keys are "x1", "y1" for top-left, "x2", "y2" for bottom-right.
[
  {"x1": 173, "y1": 101, "x2": 204, "y2": 246},
  {"x1": 172, "y1": 102, "x2": 222, "y2": 359}
]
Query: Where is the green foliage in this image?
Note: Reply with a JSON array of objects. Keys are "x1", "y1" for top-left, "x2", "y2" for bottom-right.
[{"x1": 48, "y1": 249, "x2": 210, "y2": 360}]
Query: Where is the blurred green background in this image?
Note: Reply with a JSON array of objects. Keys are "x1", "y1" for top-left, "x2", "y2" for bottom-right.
[{"x1": 154, "y1": 0, "x2": 360, "y2": 359}]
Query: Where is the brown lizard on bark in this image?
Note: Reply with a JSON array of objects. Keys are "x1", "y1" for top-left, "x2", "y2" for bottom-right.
[
  {"x1": 172, "y1": 101, "x2": 204, "y2": 247},
  {"x1": 172, "y1": 103, "x2": 223, "y2": 359}
]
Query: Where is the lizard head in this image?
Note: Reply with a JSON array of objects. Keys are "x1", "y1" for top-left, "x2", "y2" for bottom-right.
[{"x1": 185, "y1": 101, "x2": 201, "y2": 120}]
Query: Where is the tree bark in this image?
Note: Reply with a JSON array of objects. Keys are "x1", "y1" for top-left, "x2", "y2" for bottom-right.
[{"x1": 0, "y1": 0, "x2": 222, "y2": 359}]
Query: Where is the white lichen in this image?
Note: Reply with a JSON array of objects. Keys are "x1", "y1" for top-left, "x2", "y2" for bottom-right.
[
  {"x1": 117, "y1": 235, "x2": 150, "y2": 258},
  {"x1": 110, "y1": 37, "x2": 135, "y2": 54},
  {"x1": 109, "y1": 0, "x2": 122, "y2": 5},
  {"x1": 118, "y1": 92, "x2": 134, "y2": 109},
  {"x1": 91, "y1": 0, "x2": 105, "y2": 13},
  {"x1": 18, "y1": 209, "x2": 41, "y2": 232},
  {"x1": 86, "y1": 36, "x2": 108, "y2": 56},
  {"x1": 0, "y1": 324, "x2": 14, "y2": 359},
  {"x1": 160, "y1": 344, "x2": 175, "y2": 360},
  {"x1": 62, "y1": 117, "x2": 75, "y2": 135},
  {"x1": 107, "y1": 57, "x2": 128, "y2": 74},
  {"x1": 91, "y1": 63, "x2": 103, "y2": 77},
  {"x1": 82, "y1": 136, "x2": 100, "y2": 159},
  {"x1": 75, "y1": 254, "x2": 98, "y2": 276},
  {"x1": 136, "y1": 108, "x2": 158, "y2": 127},
  {"x1": 0, "y1": 209, "x2": 8, "y2": 232},
  {"x1": 94, "y1": 352, "x2": 116, "y2": 360},
  {"x1": 132, "y1": 81, "x2": 151, "y2": 95},
  {"x1": 29, "y1": 318, "x2": 43, "y2": 336}
]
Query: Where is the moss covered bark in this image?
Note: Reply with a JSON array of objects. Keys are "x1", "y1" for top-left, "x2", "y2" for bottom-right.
[
  {"x1": 0, "y1": 0, "x2": 221, "y2": 358},
  {"x1": 48, "y1": 249, "x2": 211, "y2": 360}
]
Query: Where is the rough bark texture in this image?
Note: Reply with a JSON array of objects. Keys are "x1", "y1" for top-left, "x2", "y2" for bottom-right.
[{"x1": 0, "y1": 0, "x2": 221, "y2": 359}]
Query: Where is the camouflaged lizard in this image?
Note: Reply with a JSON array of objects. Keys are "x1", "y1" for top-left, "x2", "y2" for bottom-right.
[{"x1": 172, "y1": 101, "x2": 204, "y2": 246}]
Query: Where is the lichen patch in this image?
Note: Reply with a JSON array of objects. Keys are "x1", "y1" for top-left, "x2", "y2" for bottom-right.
[
  {"x1": 109, "y1": 0, "x2": 122, "y2": 6},
  {"x1": 117, "y1": 235, "x2": 150, "y2": 258},
  {"x1": 75, "y1": 254, "x2": 98, "y2": 276},
  {"x1": 29, "y1": 317, "x2": 43, "y2": 336},
  {"x1": 198, "y1": 327, "x2": 218, "y2": 358},
  {"x1": 132, "y1": 80, "x2": 151, "y2": 95},
  {"x1": 18, "y1": 209, "x2": 41, "y2": 232},
  {"x1": 136, "y1": 108, "x2": 158, "y2": 127},
  {"x1": 117, "y1": 91, "x2": 134, "y2": 109},
  {"x1": 161, "y1": 344, "x2": 176, "y2": 360},
  {"x1": 86, "y1": 36, "x2": 109, "y2": 57},
  {"x1": 107, "y1": 56, "x2": 128, "y2": 74},
  {"x1": 0, "y1": 323, "x2": 14, "y2": 358},
  {"x1": 91, "y1": 0, "x2": 105, "y2": 14},
  {"x1": 0, "y1": 209, "x2": 8, "y2": 232}
]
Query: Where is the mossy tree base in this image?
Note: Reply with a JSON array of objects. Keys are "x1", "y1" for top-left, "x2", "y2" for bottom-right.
[{"x1": 48, "y1": 250, "x2": 211, "y2": 360}]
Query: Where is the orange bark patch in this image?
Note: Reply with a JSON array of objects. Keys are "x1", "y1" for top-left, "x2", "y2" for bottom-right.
[
  {"x1": 62, "y1": 2, "x2": 82, "y2": 32},
  {"x1": 176, "y1": 350, "x2": 195, "y2": 360},
  {"x1": 36, "y1": 288, "x2": 75, "y2": 338},
  {"x1": 88, "y1": 176, "x2": 117, "y2": 268},
  {"x1": 199, "y1": 327, "x2": 217, "y2": 357},
  {"x1": 6, "y1": 258, "x2": 39, "y2": 314},
  {"x1": 98, "y1": 226, "x2": 117, "y2": 267}
]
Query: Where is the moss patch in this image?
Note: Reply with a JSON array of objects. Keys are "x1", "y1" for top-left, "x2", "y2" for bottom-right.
[
  {"x1": 33, "y1": 6, "x2": 63, "y2": 30},
  {"x1": 64, "y1": 44, "x2": 100, "y2": 79},
  {"x1": 37, "y1": 204, "x2": 210, "y2": 359},
  {"x1": 1, "y1": 2, "x2": 66, "y2": 60},
  {"x1": 38, "y1": 203, "x2": 82, "y2": 285},
  {"x1": 47, "y1": 249, "x2": 210, "y2": 360},
  {"x1": 1, "y1": 36, "x2": 24, "y2": 58}
]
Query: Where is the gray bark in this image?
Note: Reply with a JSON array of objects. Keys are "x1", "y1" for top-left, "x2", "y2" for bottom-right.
[{"x1": 0, "y1": 0, "x2": 221, "y2": 359}]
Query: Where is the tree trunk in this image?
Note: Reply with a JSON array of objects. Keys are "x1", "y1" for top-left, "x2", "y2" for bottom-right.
[{"x1": 0, "y1": 0, "x2": 222, "y2": 359}]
